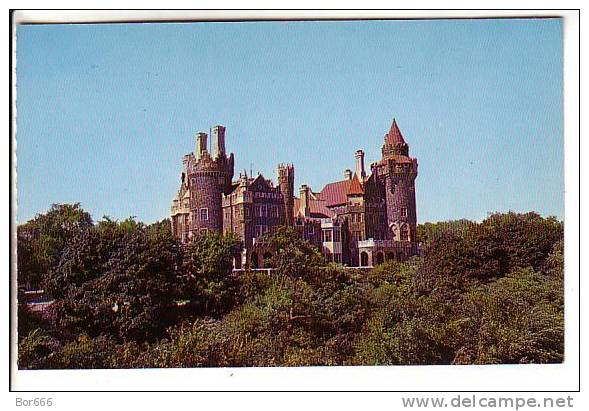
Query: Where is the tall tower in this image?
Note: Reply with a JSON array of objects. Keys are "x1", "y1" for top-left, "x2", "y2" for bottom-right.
[
  {"x1": 277, "y1": 164, "x2": 295, "y2": 226},
  {"x1": 183, "y1": 128, "x2": 234, "y2": 237},
  {"x1": 380, "y1": 119, "x2": 418, "y2": 251}
]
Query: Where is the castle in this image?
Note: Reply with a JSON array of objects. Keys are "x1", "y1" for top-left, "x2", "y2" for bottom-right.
[{"x1": 171, "y1": 119, "x2": 418, "y2": 268}]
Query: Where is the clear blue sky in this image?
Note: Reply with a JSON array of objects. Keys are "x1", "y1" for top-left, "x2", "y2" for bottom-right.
[{"x1": 15, "y1": 18, "x2": 563, "y2": 224}]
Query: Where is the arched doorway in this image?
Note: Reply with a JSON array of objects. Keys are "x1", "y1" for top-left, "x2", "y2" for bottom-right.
[
  {"x1": 263, "y1": 252, "x2": 273, "y2": 268},
  {"x1": 250, "y1": 252, "x2": 259, "y2": 268},
  {"x1": 387, "y1": 252, "x2": 395, "y2": 261},
  {"x1": 360, "y1": 251, "x2": 369, "y2": 267},
  {"x1": 376, "y1": 252, "x2": 384, "y2": 265}
]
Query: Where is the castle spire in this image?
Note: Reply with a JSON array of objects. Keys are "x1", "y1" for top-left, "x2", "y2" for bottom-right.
[
  {"x1": 385, "y1": 118, "x2": 407, "y2": 146},
  {"x1": 382, "y1": 118, "x2": 409, "y2": 157}
]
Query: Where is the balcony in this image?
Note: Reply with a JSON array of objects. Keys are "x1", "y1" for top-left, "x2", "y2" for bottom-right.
[{"x1": 357, "y1": 239, "x2": 397, "y2": 248}]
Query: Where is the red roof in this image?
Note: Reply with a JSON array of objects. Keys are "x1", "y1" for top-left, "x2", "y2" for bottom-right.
[
  {"x1": 319, "y1": 179, "x2": 351, "y2": 207},
  {"x1": 346, "y1": 174, "x2": 364, "y2": 196},
  {"x1": 293, "y1": 197, "x2": 334, "y2": 218},
  {"x1": 386, "y1": 154, "x2": 414, "y2": 164},
  {"x1": 385, "y1": 118, "x2": 407, "y2": 146}
]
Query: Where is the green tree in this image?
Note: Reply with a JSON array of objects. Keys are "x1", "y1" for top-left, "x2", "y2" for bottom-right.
[
  {"x1": 48, "y1": 217, "x2": 182, "y2": 343},
  {"x1": 455, "y1": 267, "x2": 564, "y2": 364},
  {"x1": 181, "y1": 232, "x2": 243, "y2": 317},
  {"x1": 261, "y1": 226, "x2": 325, "y2": 279},
  {"x1": 17, "y1": 203, "x2": 93, "y2": 289}
]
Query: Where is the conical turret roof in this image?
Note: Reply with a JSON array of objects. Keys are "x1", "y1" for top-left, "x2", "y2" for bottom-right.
[{"x1": 385, "y1": 119, "x2": 407, "y2": 146}]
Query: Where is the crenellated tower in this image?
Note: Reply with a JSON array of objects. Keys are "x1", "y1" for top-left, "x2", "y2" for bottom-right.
[
  {"x1": 277, "y1": 163, "x2": 295, "y2": 226},
  {"x1": 171, "y1": 126, "x2": 234, "y2": 240}
]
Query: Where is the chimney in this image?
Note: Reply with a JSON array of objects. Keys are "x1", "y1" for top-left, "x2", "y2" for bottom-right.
[
  {"x1": 299, "y1": 184, "x2": 310, "y2": 217},
  {"x1": 196, "y1": 132, "x2": 208, "y2": 160},
  {"x1": 343, "y1": 169, "x2": 353, "y2": 180},
  {"x1": 355, "y1": 150, "x2": 366, "y2": 181},
  {"x1": 211, "y1": 125, "x2": 226, "y2": 158}
]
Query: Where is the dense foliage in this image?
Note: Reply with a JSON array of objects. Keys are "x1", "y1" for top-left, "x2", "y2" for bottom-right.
[{"x1": 17, "y1": 205, "x2": 564, "y2": 368}]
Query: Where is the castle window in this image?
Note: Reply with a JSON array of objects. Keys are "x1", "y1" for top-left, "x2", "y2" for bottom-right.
[
  {"x1": 245, "y1": 207, "x2": 250, "y2": 217},
  {"x1": 200, "y1": 208, "x2": 209, "y2": 221},
  {"x1": 333, "y1": 229, "x2": 341, "y2": 242},
  {"x1": 323, "y1": 229, "x2": 332, "y2": 243},
  {"x1": 256, "y1": 225, "x2": 269, "y2": 238},
  {"x1": 261, "y1": 205, "x2": 267, "y2": 217},
  {"x1": 270, "y1": 205, "x2": 278, "y2": 217},
  {"x1": 401, "y1": 207, "x2": 408, "y2": 217},
  {"x1": 400, "y1": 224, "x2": 409, "y2": 241}
]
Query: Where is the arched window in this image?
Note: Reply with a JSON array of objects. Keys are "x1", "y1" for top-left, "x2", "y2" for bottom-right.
[
  {"x1": 360, "y1": 252, "x2": 369, "y2": 267},
  {"x1": 400, "y1": 224, "x2": 409, "y2": 241}
]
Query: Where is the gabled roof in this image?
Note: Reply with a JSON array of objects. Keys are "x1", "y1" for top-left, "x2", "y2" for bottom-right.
[
  {"x1": 249, "y1": 174, "x2": 272, "y2": 191},
  {"x1": 346, "y1": 174, "x2": 364, "y2": 196},
  {"x1": 385, "y1": 118, "x2": 407, "y2": 146},
  {"x1": 319, "y1": 179, "x2": 351, "y2": 207},
  {"x1": 293, "y1": 197, "x2": 334, "y2": 218}
]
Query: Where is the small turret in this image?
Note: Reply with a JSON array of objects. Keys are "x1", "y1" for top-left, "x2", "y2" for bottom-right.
[
  {"x1": 382, "y1": 118, "x2": 409, "y2": 158},
  {"x1": 196, "y1": 132, "x2": 208, "y2": 160},
  {"x1": 211, "y1": 125, "x2": 226, "y2": 158}
]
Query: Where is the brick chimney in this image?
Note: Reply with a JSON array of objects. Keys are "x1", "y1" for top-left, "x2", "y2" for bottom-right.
[
  {"x1": 299, "y1": 184, "x2": 310, "y2": 217},
  {"x1": 343, "y1": 169, "x2": 352, "y2": 180},
  {"x1": 355, "y1": 150, "x2": 366, "y2": 181}
]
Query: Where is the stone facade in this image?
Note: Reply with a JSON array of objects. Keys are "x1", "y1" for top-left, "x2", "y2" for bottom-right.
[{"x1": 171, "y1": 119, "x2": 418, "y2": 267}]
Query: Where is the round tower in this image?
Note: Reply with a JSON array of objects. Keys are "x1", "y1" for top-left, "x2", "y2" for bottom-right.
[
  {"x1": 188, "y1": 130, "x2": 234, "y2": 236},
  {"x1": 277, "y1": 164, "x2": 295, "y2": 226},
  {"x1": 380, "y1": 119, "x2": 418, "y2": 249}
]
